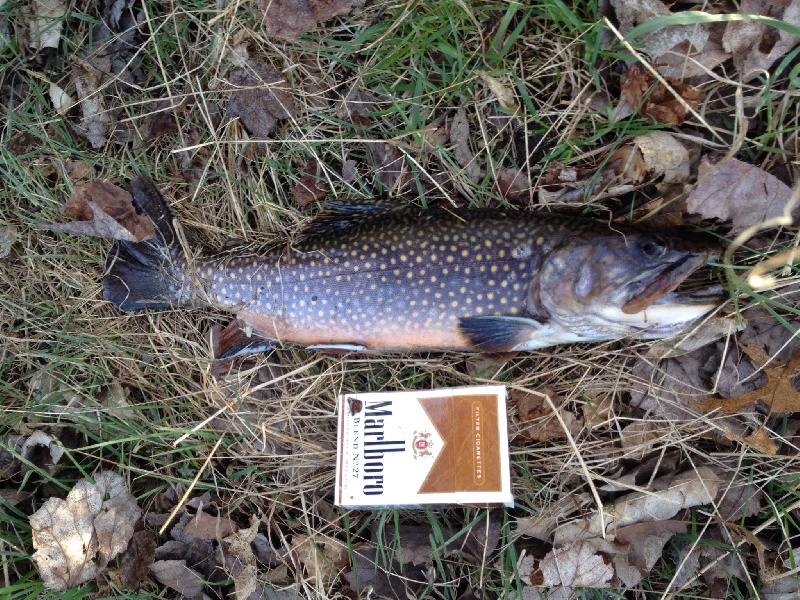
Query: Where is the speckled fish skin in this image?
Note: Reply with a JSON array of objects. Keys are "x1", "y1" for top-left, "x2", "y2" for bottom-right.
[
  {"x1": 198, "y1": 210, "x2": 565, "y2": 350},
  {"x1": 103, "y1": 177, "x2": 722, "y2": 353}
]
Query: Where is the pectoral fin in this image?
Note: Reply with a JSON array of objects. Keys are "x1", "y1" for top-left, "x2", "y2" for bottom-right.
[{"x1": 458, "y1": 316, "x2": 544, "y2": 352}]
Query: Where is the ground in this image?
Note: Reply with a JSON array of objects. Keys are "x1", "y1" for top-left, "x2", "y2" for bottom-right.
[{"x1": 1, "y1": 0, "x2": 800, "y2": 599}]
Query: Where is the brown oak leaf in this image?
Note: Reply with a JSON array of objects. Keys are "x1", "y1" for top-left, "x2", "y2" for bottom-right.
[{"x1": 700, "y1": 350, "x2": 800, "y2": 417}]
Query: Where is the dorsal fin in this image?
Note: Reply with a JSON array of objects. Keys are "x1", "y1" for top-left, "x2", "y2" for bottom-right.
[{"x1": 301, "y1": 200, "x2": 417, "y2": 238}]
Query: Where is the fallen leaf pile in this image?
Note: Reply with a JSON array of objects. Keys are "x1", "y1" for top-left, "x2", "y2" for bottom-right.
[
  {"x1": 514, "y1": 466, "x2": 768, "y2": 597},
  {"x1": 632, "y1": 306, "x2": 800, "y2": 455},
  {"x1": 23, "y1": 474, "x2": 510, "y2": 598}
]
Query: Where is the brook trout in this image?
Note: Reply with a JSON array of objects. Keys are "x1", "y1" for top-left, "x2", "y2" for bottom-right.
[{"x1": 103, "y1": 176, "x2": 722, "y2": 355}]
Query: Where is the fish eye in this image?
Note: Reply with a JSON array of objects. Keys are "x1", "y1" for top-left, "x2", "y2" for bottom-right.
[{"x1": 640, "y1": 240, "x2": 667, "y2": 258}]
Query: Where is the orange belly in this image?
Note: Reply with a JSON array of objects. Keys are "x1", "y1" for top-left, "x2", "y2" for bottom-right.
[{"x1": 237, "y1": 307, "x2": 469, "y2": 352}]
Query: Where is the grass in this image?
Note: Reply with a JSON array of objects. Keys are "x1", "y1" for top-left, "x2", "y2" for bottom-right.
[{"x1": 1, "y1": 0, "x2": 800, "y2": 598}]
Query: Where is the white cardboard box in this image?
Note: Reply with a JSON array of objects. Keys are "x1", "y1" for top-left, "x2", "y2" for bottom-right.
[{"x1": 335, "y1": 385, "x2": 513, "y2": 508}]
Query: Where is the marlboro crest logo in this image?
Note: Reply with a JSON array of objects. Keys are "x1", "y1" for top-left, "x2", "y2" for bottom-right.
[{"x1": 412, "y1": 431, "x2": 434, "y2": 459}]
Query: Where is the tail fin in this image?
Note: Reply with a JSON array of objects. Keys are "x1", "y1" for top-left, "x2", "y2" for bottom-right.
[{"x1": 103, "y1": 176, "x2": 193, "y2": 311}]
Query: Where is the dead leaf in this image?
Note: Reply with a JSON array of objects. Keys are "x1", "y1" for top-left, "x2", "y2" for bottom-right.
[
  {"x1": 335, "y1": 85, "x2": 375, "y2": 126},
  {"x1": 535, "y1": 540, "x2": 615, "y2": 588},
  {"x1": 368, "y1": 142, "x2": 408, "y2": 192},
  {"x1": 30, "y1": 471, "x2": 141, "y2": 591},
  {"x1": 554, "y1": 466, "x2": 721, "y2": 544},
  {"x1": 450, "y1": 107, "x2": 481, "y2": 184},
  {"x1": 252, "y1": 533, "x2": 281, "y2": 568},
  {"x1": 119, "y1": 530, "x2": 157, "y2": 589},
  {"x1": 344, "y1": 543, "x2": 427, "y2": 598},
  {"x1": 608, "y1": 144, "x2": 647, "y2": 183},
  {"x1": 251, "y1": 584, "x2": 302, "y2": 600},
  {"x1": 739, "y1": 425, "x2": 780, "y2": 455},
  {"x1": 532, "y1": 520, "x2": 688, "y2": 592},
  {"x1": 670, "y1": 524, "x2": 751, "y2": 594},
  {"x1": 686, "y1": 156, "x2": 796, "y2": 233},
  {"x1": 259, "y1": 0, "x2": 354, "y2": 42},
  {"x1": 71, "y1": 58, "x2": 112, "y2": 149},
  {"x1": 646, "y1": 315, "x2": 744, "y2": 358},
  {"x1": 582, "y1": 394, "x2": 614, "y2": 428},
  {"x1": 700, "y1": 352, "x2": 800, "y2": 417},
  {"x1": 630, "y1": 344, "x2": 758, "y2": 435},
  {"x1": 610, "y1": 0, "x2": 709, "y2": 60},
  {"x1": 291, "y1": 160, "x2": 329, "y2": 209},
  {"x1": 622, "y1": 65, "x2": 704, "y2": 126},
  {"x1": 42, "y1": 180, "x2": 156, "y2": 242},
  {"x1": 5, "y1": 131, "x2": 38, "y2": 156},
  {"x1": 185, "y1": 509, "x2": 239, "y2": 541},
  {"x1": 722, "y1": 0, "x2": 800, "y2": 82},
  {"x1": 619, "y1": 421, "x2": 663, "y2": 460},
  {"x1": 222, "y1": 518, "x2": 260, "y2": 600},
  {"x1": 292, "y1": 534, "x2": 348, "y2": 580},
  {"x1": 342, "y1": 159, "x2": 358, "y2": 183},
  {"x1": 30, "y1": 0, "x2": 66, "y2": 50},
  {"x1": 761, "y1": 546, "x2": 800, "y2": 600},
  {"x1": 0, "y1": 431, "x2": 64, "y2": 480},
  {"x1": 149, "y1": 560, "x2": 204, "y2": 600},
  {"x1": 512, "y1": 388, "x2": 584, "y2": 442},
  {"x1": 634, "y1": 131, "x2": 690, "y2": 184},
  {"x1": 762, "y1": 570, "x2": 800, "y2": 600},
  {"x1": 494, "y1": 168, "x2": 531, "y2": 204},
  {"x1": 49, "y1": 82, "x2": 75, "y2": 115},
  {"x1": 615, "y1": 520, "x2": 689, "y2": 584},
  {"x1": 0, "y1": 436, "x2": 25, "y2": 480},
  {"x1": 656, "y1": 35, "x2": 730, "y2": 82},
  {"x1": 0, "y1": 489, "x2": 32, "y2": 508},
  {"x1": 155, "y1": 507, "x2": 226, "y2": 583},
  {"x1": 477, "y1": 70, "x2": 519, "y2": 111},
  {"x1": 227, "y1": 62, "x2": 296, "y2": 142},
  {"x1": 739, "y1": 306, "x2": 800, "y2": 364},
  {"x1": 599, "y1": 450, "x2": 681, "y2": 492},
  {"x1": 93, "y1": 471, "x2": 142, "y2": 568},
  {"x1": 143, "y1": 99, "x2": 183, "y2": 143},
  {"x1": 717, "y1": 481, "x2": 763, "y2": 521}
]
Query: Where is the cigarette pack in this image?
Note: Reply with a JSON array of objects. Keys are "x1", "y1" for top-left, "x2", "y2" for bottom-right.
[{"x1": 335, "y1": 385, "x2": 513, "y2": 508}]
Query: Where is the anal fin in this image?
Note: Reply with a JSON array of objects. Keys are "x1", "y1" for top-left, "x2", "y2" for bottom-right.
[
  {"x1": 458, "y1": 316, "x2": 543, "y2": 353},
  {"x1": 215, "y1": 320, "x2": 275, "y2": 359}
]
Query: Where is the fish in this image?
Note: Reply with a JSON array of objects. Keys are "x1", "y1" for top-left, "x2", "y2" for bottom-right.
[{"x1": 103, "y1": 176, "x2": 723, "y2": 356}]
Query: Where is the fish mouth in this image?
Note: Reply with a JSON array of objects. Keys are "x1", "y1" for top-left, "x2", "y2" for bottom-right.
[{"x1": 621, "y1": 252, "x2": 714, "y2": 315}]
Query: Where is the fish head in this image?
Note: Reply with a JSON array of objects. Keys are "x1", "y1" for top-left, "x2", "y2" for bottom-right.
[{"x1": 532, "y1": 229, "x2": 722, "y2": 339}]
